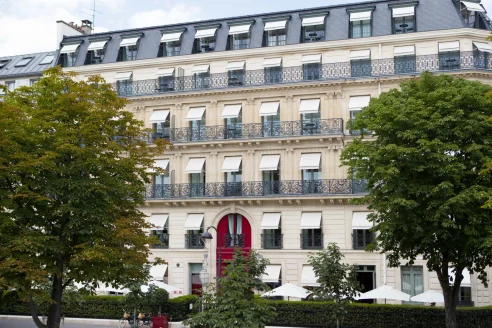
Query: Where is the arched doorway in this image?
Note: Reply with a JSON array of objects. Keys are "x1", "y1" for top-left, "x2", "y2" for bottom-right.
[{"x1": 216, "y1": 213, "x2": 252, "y2": 276}]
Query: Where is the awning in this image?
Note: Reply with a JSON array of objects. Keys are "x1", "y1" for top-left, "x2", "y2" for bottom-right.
[
  {"x1": 259, "y1": 154, "x2": 280, "y2": 171},
  {"x1": 161, "y1": 31, "x2": 184, "y2": 43},
  {"x1": 120, "y1": 37, "x2": 140, "y2": 47},
  {"x1": 114, "y1": 72, "x2": 133, "y2": 81},
  {"x1": 229, "y1": 23, "x2": 252, "y2": 35},
  {"x1": 301, "y1": 16, "x2": 326, "y2": 26},
  {"x1": 350, "y1": 11, "x2": 372, "y2": 22},
  {"x1": 221, "y1": 104, "x2": 242, "y2": 119},
  {"x1": 149, "y1": 214, "x2": 169, "y2": 230},
  {"x1": 299, "y1": 99, "x2": 320, "y2": 114},
  {"x1": 439, "y1": 41, "x2": 460, "y2": 52},
  {"x1": 195, "y1": 27, "x2": 218, "y2": 38},
  {"x1": 261, "y1": 213, "x2": 281, "y2": 229},
  {"x1": 350, "y1": 50, "x2": 371, "y2": 60},
  {"x1": 349, "y1": 96, "x2": 371, "y2": 110},
  {"x1": 155, "y1": 159, "x2": 170, "y2": 170},
  {"x1": 60, "y1": 43, "x2": 81, "y2": 54},
  {"x1": 149, "y1": 110, "x2": 170, "y2": 123},
  {"x1": 185, "y1": 158, "x2": 206, "y2": 174},
  {"x1": 263, "y1": 58, "x2": 282, "y2": 67},
  {"x1": 226, "y1": 61, "x2": 246, "y2": 71},
  {"x1": 352, "y1": 212, "x2": 372, "y2": 229},
  {"x1": 301, "y1": 54, "x2": 322, "y2": 64},
  {"x1": 192, "y1": 64, "x2": 210, "y2": 74},
  {"x1": 150, "y1": 264, "x2": 168, "y2": 280},
  {"x1": 156, "y1": 68, "x2": 175, "y2": 77},
  {"x1": 184, "y1": 214, "x2": 204, "y2": 230},
  {"x1": 301, "y1": 265, "x2": 319, "y2": 286},
  {"x1": 299, "y1": 153, "x2": 321, "y2": 170},
  {"x1": 186, "y1": 107, "x2": 206, "y2": 121},
  {"x1": 392, "y1": 6, "x2": 416, "y2": 18},
  {"x1": 462, "y1": 1, "x2": 485, "y2": 12},
  {"x1": 473, "y1": 42, "x2": 492, "y2": 53},
  {"x1": 300, "y1": 212, "x2": 322, "y2": 229},
  {"x1": 262, "y1": 265, "x2": 281, "y2": 283},
  {"x1": 394, "y1": 45, "x2": 415, "y2": 56},
  {"x1": 221, "y1": 156, "x2": 242, "y2": 172},
  {"x1": 264, "y1": 20, "x2": 288, "y2": 31},
  {"x1": 448, "y1": 268, "x2": 471, "y2": 287},
  {"x1": 259, "y1": 102, "x2": 280, "y2": 116},
  {"x1": 87, "y1": 40, "x2": 108, "y2": 51}
]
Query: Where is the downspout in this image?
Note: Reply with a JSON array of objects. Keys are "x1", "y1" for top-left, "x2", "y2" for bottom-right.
[{"x1": 378, "y1": 42, "x2": 386, "y2": 285}]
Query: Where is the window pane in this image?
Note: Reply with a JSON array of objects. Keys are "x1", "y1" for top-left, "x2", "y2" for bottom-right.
[
  {"x1": 362, "y1": 20, "x2": 371, "y2": 37},
  {"x1": 351, "y1": 21, "x2": 362, "y2": 38},
  {"x1": 303, "y1": 25, "x2": 325, "y2": 43}
]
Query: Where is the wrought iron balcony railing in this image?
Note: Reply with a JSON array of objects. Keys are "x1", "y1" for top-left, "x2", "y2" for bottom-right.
[
  {"x1": 352, "y1": 229, "x2": 375, "y2": 250},
  {"x1": 222, "y1": 234, "x2": 245, "y2": 248},
  {"x1": 261, "y1": 234, "x2": 283, "y2": 249},
  {"x1": 144, "y1": 179, "x2": 368, "y2": 199},
  {"x1": 300, "y1": 232, "x2": 323, "y2": 249},
  {"x1": 113, "y1": 52, "x2": 486, "y2": 97},
  {"x1": 185, "y1": 234, "x2": 205, "y2": 249}
]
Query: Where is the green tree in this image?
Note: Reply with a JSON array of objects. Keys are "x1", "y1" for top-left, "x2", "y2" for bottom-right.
[
  {"x1": 185, "y1": 248, "x2": 276, "y2": 328},
  {"x1": 308, "y1": 242, "x2": 361, "y2": 328},
  {"x1": 0, "y1": 67, "x2": 167, "y2": 328},
  {"x1": 341, "y1": 72, "x2": 492, "y2": 328}
]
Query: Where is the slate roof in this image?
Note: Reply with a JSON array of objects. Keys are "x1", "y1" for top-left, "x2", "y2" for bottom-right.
[
  {"x1": 59, "y1": 0, "x2": 491, "y2": 68},
  {"x1": 0, "y1": 51, "x2": 57, "y2": 79}
]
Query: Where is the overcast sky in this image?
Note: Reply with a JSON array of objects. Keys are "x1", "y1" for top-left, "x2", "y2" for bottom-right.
[{"x1": 1, "y1": 0, "x2": 492, "y2": 57}]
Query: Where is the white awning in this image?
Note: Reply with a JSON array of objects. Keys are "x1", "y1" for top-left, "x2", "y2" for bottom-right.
[
  {"x1": 114, "y1": 72, "x2": 133, "y2": 81},
  {"x1": 264, "y1": 20, "x2": 288, "y2": 31},
  {"x1": 192, "y1": 64, "x2": 210, "y2": 74},
  {"x1": 185, "y1": 158, "x2": 206, "y2": 174},
  {"x1": 120, "y1": 37, "x2": 140, "y2": 47},
  {"x1": 186, "y1": 107, "x2": 206, "y2": 121},
  {"x1": 439, "y1": 41, "x2": 460, "y2": 52},
  {"x1": 226, "y1": 61, "x2": 245, "y2": 71},
  {"x1": 392, "y1": 6, "x2": 416, "y2": 18},
  {"x1": 350, "y1": 49, "x2": 371, "y2": 60},
  {"x1": 221, "y1": 156, "x2": 242, "y2": 172},
  {"x1": 349, "y1": 96, "x2": 371, "y2": 110},
  {"x1": 302, "y1": 16, "x2": 326, "y2": 26},
  {"x1": 87, "y1": 40, "x2": 108, "y2": 51},
  {"x1": 301, "y1": 54, "x2": 322, "y2": 64},
  {"x1": 301, "y1": 265, "x2": 320, "y2": 286},
  {"x1": 473, "y1": 42, "x2": 492, "y2": 53},
  {"x1": 262, "y1": 265, "x2": 281, "y2": 283},
  {"x1": 299, "y1": 99, "x2": 320, "y2": 114},
  {"x1": 300, "y1": 212, "x2": 322, "y2": 229},
  {"x1": 352, "y1": 212, "x2": 372, "y2": 229},
  {"x1": 156, "y1": 68, "x2": 175, "y2": 77},
  {"x1": 462, "y1": 1, "x2": 485, "y2": 12},
  {"x1": 149, "y1": 110, "x2": 170, "y2": 123},
  {"x1": 448, "y1": 268, "x2": 471, "y2": 287},
  {"x1": 350, "y1": 11, "x2": 372, "y2": 22},
  {"x1": 263, "y1": 58, "x2": 282, "y2": 67},
  {"x1": 259, "y1": 102, "x2": 280, "y2": 116},
  {"x1": 229, "y1": 24, "x2": 252, "y2": 35},
  {"x1": 150, "y1": 264, "x2": 168, "y2": 280},
  {"x1": 195, "y1": 27, "x2": 218, "y2": 38},
  {"x1": 155, "y1": 159, "x2": 169, "y2": 170},
  {"x1": 259, "y1": 154, "x2": 280, "y2": 171},
  {"x1": 394, "y1": 45, "x2": 415, "y2": 57},
  {"x1": 299, "y1": 153, "x2": 321, "y2": 170},
  {"x1": 60, "y1": 43, "x2": 81, "y2": 54},
  {"x1": 221, "y1": 104, "x2": 242, "y2": 119},
  {"x1": 149, "y1": 214, "x2": 169, "y2": 230},
  {"x1": 261, "y1": 213, "x2": 281, "y2": 229},
  {"x1": 184, "y1": 214, "x2": 204, "y2": 230},
  {"x1": 161, "y1": 31, "x2": 184, "y2": 43}
]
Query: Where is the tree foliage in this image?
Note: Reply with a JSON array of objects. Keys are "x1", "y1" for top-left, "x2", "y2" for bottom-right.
[
  {"x1": 341, "y1": 72, "x2": 492, "y2": 328},
  {"x1": 185, "y1": 248, "x2": 276, "y2": 328},
  {"x1": 0, "y1": 67, "x2": 167, "y2": 328}
]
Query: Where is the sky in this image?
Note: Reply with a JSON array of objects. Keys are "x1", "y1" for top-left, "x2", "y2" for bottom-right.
[{"x1": 0, "y1": 0, "x2": 492, "y2": 57}]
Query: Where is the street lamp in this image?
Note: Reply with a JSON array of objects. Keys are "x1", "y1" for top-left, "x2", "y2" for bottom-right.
[{"x1": 200, "y1": 226, "x2": 222, "y2": 290}]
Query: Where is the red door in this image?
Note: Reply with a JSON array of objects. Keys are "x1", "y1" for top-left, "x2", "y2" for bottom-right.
[{"x1": 216, "y1": 214, "x2": 251, "y2": 276}]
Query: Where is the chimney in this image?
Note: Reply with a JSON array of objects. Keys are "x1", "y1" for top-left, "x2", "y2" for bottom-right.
[{"x1": 80, "y1": 20, "x2": 93, "y2": 35}]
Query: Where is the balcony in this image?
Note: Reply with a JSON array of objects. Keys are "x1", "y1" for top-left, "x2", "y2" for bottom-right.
[
  {"x1": 144, "y1": 179, "x2": 368, "y2": 200},
  {"x1": 185, "y1": 234, "x2": 205, "y2": 249},
  {"x1": 300, "y1": 233, "x2": 323, "y2": 249},
  {"x1": 261, "y1": 234, "x2": 283, "y2": 249},
  {"x1": 112, "y1": 52, "x2": 482, "y2": 98}
]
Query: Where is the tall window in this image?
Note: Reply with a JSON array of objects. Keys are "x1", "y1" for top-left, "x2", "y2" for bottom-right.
[
  {"x1": 301, "y1": 112, "x2": 321, "y2": 135},
  {"x1": 351, "y1": 59, "x2": 372, "y2": 77},
  {"x1": 473, "y1": 46, "x2": 490, "y2": 69},
  {"x1": 225, "y1": 163, "x2": 242, "y2": 197},
  {"x1": 301, "y1": 229, "x2": 323, "y2": 249},
  {"x1": 194, "y1": 72, "x2": 210, "y2": 89},
  {"x1": 265, "y1": 29, "x2": 287, "y2": 47},
  {"x1": 265, "y1": 66, "x2": 283, "y2": 84},
  {"x1": 225, "y1": 214, "x2": 244, "y2": 247},
  {"x1": 461, "y1": 3, "x2": 487, "y2": 29},
  {"x1": 392, "y1": 15, "x2": 415, "y2": 34},
  {"x1": 350, "y1": 20, "x2": 371, "y2": 38},
  {"x1": 262, "y1": 114, "x2": 281, "y2": 137},
  {"x1": 394, "y1": 55, "x2": 416, "y2": 74},
  {"x1": 59, "y1": 52, "x2": 78, "y2": 67},
  {"x1": 224, "y1": 110, "x2": 242, "y2": 140},
  {"x1": 262, "y1": 170, "x2": 280, "y2": 195},
  {"x1": 158, "y1": 41, "x2": 181, "y2": 57},
  {"x1": 401, "y1": 266, "x2": 424, "y2": 304},
  {"x1": 228, "y1": 33, "x2": 250, "y2": 50},
  {"x1": 117, "y1": 40, "x2": 139, "y2": 62},
  {"x1": 228, "y1": 69, "x2": 245, "y2": 86},
  {"x1": 186, "y1": 223, "x2": 204, "y2": 249},
  {"x1": 439, "y1": 51, "x2": 460, "y2": 71},
  {"x1": 302, "y1": 24, "x2": 325, "y2": 43},
  {"x1": 116, "y1": 79, "x2": 133, "y2": 97},
  {"x1": 5, "y1": 81, "x2": 15, "y2": 92},
  {"x1": 153, "y1": 119, "x2": 171, "y2": 141},
  {"x1": 194, "y1": 37, "x2": 216, "y2": 53},
  {"x1": 303, "y1": 63, "x2": 321, "y2": 81},
  {"x1": 302, "y1": 169, "x2": 322, "y2": 194},
  {"x1": 85, "y1": 48, "x2": 106, "y2": 65},
  {"x1": 189, "y1": 264, "x2": 203, "y2": 296},
  {"x1": 459, "y1": 287, "x2": 473, "y2": 306},
  {"x1": 151, "y1": 221, "x2": 169, "y2": 249},
  {"x1": 190, "y1": 168, "x2": 205, "y2": 197},
  {"x1": 190, "y1": 116, "x2": 206, "y2": 141},
  {"x1": 352, "y1": 229, "x2": 375, "y2": 250}
]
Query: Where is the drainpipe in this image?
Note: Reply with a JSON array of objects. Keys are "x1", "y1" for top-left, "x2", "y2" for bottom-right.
[{"x1": 378, "y1": 42, "x2": 386, "y2": 285}]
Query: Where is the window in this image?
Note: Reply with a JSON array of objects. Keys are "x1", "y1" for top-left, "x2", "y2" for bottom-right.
[
  {"x1": 394, "y1": 55, "x2": 416, "y2": 74},
  {"x1": 302, "y1": 169, "x2": 322, "y2": 194},
  {"x1": 302, "y1": 24, "x2": 325, "y2": 43},
  {"x1": 85, "y1": 49, "x2": 106, "y2": 65},
  {"x1": 151, "y1": 223, "x2": 169, "y2": 249},
  {"x1": 265, "y1": 29, "x2": 287, "y2": 47},
  {"x1": 190, "y1": 264, "x2": 203, "y2": 296},
  {"x1": 0, "y1": 59, "x2": 10, "y2": 69},
  {"x1": 158, "y1": 41, "x2": 181, "y2": 57},
  {"x1": 301, "y1": 229, "x2": 323, "y2": 249},
  {"x1": 265, "y1": 66, "x2": 282, "y2": 83},
  {"x1": 224, "y1": 163, "x2": 242, "y2": 197},
  {"x1": 391, "y1": 6, "x2": 416, "y2": 34},
  {"x1": 40, "y1": 55, "x2": 54, "y2": 65},
  {"x1": 356, "y1": 266, "x2": 376, "y2": 303},
  {"x1": 350, "y1": 20, "x2": 371, "y2": 38},
  {"x1": 59, "y1": 53, "x2": 78, "y2": 68},
  {"x1": 15, "y1": 57, "x2": 33, "y2": 67},
  {"x1": 116, "y1": 79, "x2": 132, "y2": 96},
  {"x1": 190, "y1": 116, "x2": 206, "y2": 141},
  {"x1": 185, "y1": 222, "x2": 204, "y2": 249},
  {"x1": 228, "y1": 33, "x2": 250, "y2": 50},
  {"x1": 224, "y1": 214, "x2": 245, "y2": 247},
  {"x1": 303, "y1": 63, "x2": 321, "y2": 81},
  {"x1": 29, "y1": 79, "x2": 39, "y2": 87},
  {"x1": 190, "y1": 169, "x2": 206, "y2": 197},
  {"x1": 117, "y1": 36, "x2": 140, "y2": 62},
  {"x1": 223, "y1": 105, "x2": 242, "y2": 140},
  {"x1": 301, "y1": 112, "x2": 321, "y2": 135},
  {"x1": 194, "y1": 72, "x2": 210, "y2": 89},
  {"x1": 261, "y1": 114, "x2": 280, "y2": 137},
  {"x1": 352, "y1": 229, "x2": 375, "y2": 250},
  {"x1": 459, "y1": 287, "x2": 473, "y2": 306},
  {"x1": 473, "y1": 42, "x2": 492, "y2": 69},
  {"x1": 194, "y1": 36, "x2": 216, "y2": 53},
  {"x1": 461, "y1": 1, "x2": 487, "y2": 29},
  {"x1": 401, "y1": 266, "x2": 424, "y2": 304},
  {"x1": 5, "y1": 81, "x2": 15, "y2": 92},
  {"x1": 351, "y1": 59, "x2": 372, "y2": 77},
  {"x1": 152, "y1": 118, "x2": 171, "y2": 141},
  {"x1": 439, "y1": 52, "x2": 460, "y2": 71},
  {"x1": 262, "y1": 228, "x2": 282, "y2": 249}
]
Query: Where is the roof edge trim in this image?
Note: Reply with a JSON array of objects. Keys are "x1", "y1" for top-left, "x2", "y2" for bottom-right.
[{"x1": 388, "y1": 1, "x2": 419, "y2": 9}]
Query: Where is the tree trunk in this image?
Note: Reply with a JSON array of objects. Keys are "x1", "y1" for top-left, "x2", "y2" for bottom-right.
[
  {"x1": 437, "y1": 266, "x2": 462, "y2": 328},
  {"x1": 46, "y1": 257, "x2": 64, "y2": 328},
  {"x1": 30, "y1": 299, "x2": 47, "y2": 328}
]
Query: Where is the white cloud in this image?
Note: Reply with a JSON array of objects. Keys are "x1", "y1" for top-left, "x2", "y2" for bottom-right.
[{"x1": 129, "y1": 3, "x2": 202, "y2": 29}]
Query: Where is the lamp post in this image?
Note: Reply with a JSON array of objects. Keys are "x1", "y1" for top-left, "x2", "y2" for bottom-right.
[{"x1": 200, "y1": 226, "x2": 222, "y2": 291}]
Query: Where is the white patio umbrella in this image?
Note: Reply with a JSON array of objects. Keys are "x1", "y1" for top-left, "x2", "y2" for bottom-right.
[
  {"x1": 261, "y1": 283, "x2": 312, "y2": 299},
  {"x1": 140, "y1": 280, "x2": 182, "y2": 294},
  {"x1": 95, "y1": 284, "x2": 130, "y2": 295},
  {"x1": 355, "y1": 285, "x2": 411, "y2": 303},
  {"x1": 410, "y1": 290, "x2": 444, "y2": 303}
]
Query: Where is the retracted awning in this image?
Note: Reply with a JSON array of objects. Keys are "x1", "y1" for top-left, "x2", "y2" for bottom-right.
[
  {"x1": 156, "y1": 68, "x2": 175, "y2": 77},
  {"x1": 150, "y1": 264, "x2": 168, "y2": 281},
  {"x1": 149, "y1": 214, "x2": 169, "y2": 230},
  {"x1": 301, "y1": 54, "x2": 322, "y2": 64},
  {"x1": 461, "y1": 1, "x2": 485, "y2": 12},
  {"x1": 259, "y1": 154, "x2": 280, "y2": 171},
  {"x1": 114, "y1": 72, "x2": 133, "y2": 81},
  {"x1": 184, "y1": 214, "x2": 204, "y2": 230},
  {"x1": 349, "y1": 96, "x2": 371, "y2": 110},
  {"x1": 299, "y1": 99, "x2": 320, "y2": 114},
  {"x1": 186, "y1": 107, "x2": 206, "y2": 121},
  {"x1": 352, "y1": 212, "x2": 372, "y2": 229},
  {"x1": 392, "y1": 6, "x2": 416, "y2": 18},
  {"x1": 154, "y1": 159, "x2": 169, "y2": 170},
  {"x1": 394, "y1": 45, "x2": 415, "y2": 56},
  {"x1": 229, "y1": 23, "x2": 252, "y2": 35},
  {"x1": 221, "y1": 156, "x2": 242, "y2": 172},
  {"x1": 149, "y1": 110, "x2": 170, "y2": 123},
  {"x1": 473, "y1": 42, "x2": 492, "y2": 53},
  {"x1": 263, "y1": 58, "x2": 282, "y2": 67},
  {"x1": 350, "y1": 50, "x2": 371, "y2": 60},
  {"x1": 264, "y1": 20, "x2": 288, "y2": 31},
  {"x1": 262, "y1": 265, "x2": 281, "y2": 283},
  {"x1": 185, "y1": 158, "x2": 206, "y2": 174},
  {"x1": 87, "y1": 40, "x2": 108, "y2": 51},
  {"x1": 261, "y1": 213, "x2": 281, "y2": 229},
  {"x1": 350, "y1": 11, "x2": 372, "y2": 21},
  {"x1": 192, "y1": 64, "x2": 210, "y2": 74},
  {"x1": 221, "y1": 104, "x2": 242, "y2": 119},
  {"x1": 60, "y1": 43, "x2": 81, "y2": 54},
  {"x1": 161, "y1": 31, "x2": 184, "y2": 43},
  {"x1": 302, "y1": 16, "x2": 326, "y2": 26},
  {"x1": 439, "y1": 41, "x2": 460, "y2": 52},
  {"x1": 195, "y1": 27, "x2": 218, "y2": 38},
  {"x1": 301, "y1": 265, "x2": 320, "y2": 286},
  {"x1": 120, "y1": 37, "x2": 140, "y2": 47},
  {"x1": 299, "y1": 153, "x2": 321, "y2": 170},
  {"x1": 259, "y1": 102, "x2": 280, "y2": 116},
  {"x1": 300, "y1": 212, "x2": 322, "y2": 229},
  {"x1": 226, "y1": 61, "x2": 246, "y2": 71}
]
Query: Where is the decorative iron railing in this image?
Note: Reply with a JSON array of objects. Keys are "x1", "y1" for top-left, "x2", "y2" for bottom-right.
[
  {"x1": 113, "y1": 52, "x2": 486, "y2": 97},
  {"x1": 261, "y1": 234, "x2": 283, "y2": 249},
  {"x1": 144, "y1": 179, "x2": 368, "y2": 199},
  {"x1": 300, "y1": 232, "x2": 323, "y2": 249},
  {"x1": 352, "y1": 229, "x2": 375, "y2": 250},
  {"x1": 185, "y1": 234, "x2": 205, "y2": 249},
  {"x1": 222, "y1": 234, "x2": 245, "y2": 248}
]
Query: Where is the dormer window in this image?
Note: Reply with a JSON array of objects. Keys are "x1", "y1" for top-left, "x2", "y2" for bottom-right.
[
  {"x1": 349, "y1": 9, "x2": 373, "y2": 38},
  {"x1": 193, "y1": 27, "x2": 218, "y2": 54},
  {"x1": 85, "y1": 39, "x2": 109, "y2": 65},
  {"x1": 263, "y1": 19, "x2": 288, "y2": 47},
  {"x1": 301, "y1": 15, "x2": 326, "y2": 43},
  {"x1": 0, "y1": 59, "x2": 10, "y2": 69},
  {"x1": 227, "y1": 23, "x2": 252, "y2": 50},
  {"x1": 390, "y1": 4, "x2": 416, "y2": 34},
  {"x1": 158, "y1": 30, "x2": 184, "y2": 57},
  {"x1": 58, "y1": 43, "x2": 81, "y2": 67},
  {"x1": 460, "y1": 1, "x2": 486, "y2": 29},
  {"x1": 117, "y1": 36, "x2": 141, "y2": 62}
]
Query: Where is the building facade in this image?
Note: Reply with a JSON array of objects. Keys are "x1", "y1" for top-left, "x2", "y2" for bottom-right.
[{"x1": 57, "y1": 0, "x2": 492, "y2": 305}]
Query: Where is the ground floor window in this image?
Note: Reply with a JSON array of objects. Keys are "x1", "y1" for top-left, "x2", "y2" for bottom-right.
[
  {"x1": 189, "y1": 263, "x2": 203, "y2": 296},
  {"x1": 356, "y1": 265, "x2": 375, "y2": 304},
  {"x1": 401, "y1": 266, "x2": 423, "y2": 304}
]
